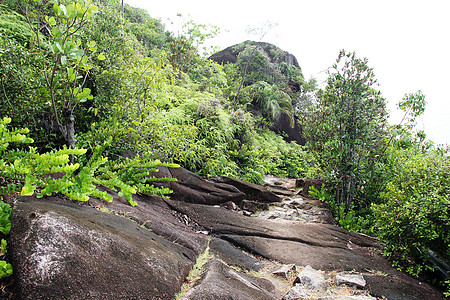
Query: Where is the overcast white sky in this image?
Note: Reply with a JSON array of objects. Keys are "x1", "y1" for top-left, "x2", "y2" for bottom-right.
[{"x1": 125, "y1": 0, "x2": 450, "y2": 145}]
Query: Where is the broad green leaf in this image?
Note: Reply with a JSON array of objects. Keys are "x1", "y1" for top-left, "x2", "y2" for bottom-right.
[
  {"x1": 89, "y1": 5, "x2": 98, "y2": 13},
  {"x1": 21, "y1": 175, "x2": 36, "y2": 196},
  {"x1": 51, "y1": 26, "x2": 60, "y2": 37},
  {"x1": 68, "y1": 67, "x2": 75, "y2": 81},
  {"x1": 48, "y1": 16, "x2": 56, "y2": 26},
  {"x1": 53, "y1": 3, "x2": 61, "y2": 15},
  {"x1": 54, "y1": 42, "x2": 63, "y2": 53},
  {"x1": 97, "y1": 53, "x2": 106, "y2": 60},
  {"x1": 72, "y1": 86, "x2": 80, "y2": 96},
  {"x1": 67, "y1": 3, "x2": 74, "y2": 16}
]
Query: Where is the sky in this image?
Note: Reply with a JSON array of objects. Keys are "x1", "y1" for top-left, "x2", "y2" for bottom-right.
[{"x1": 125, "y1": 0, "x2": 450, "y2": 145}]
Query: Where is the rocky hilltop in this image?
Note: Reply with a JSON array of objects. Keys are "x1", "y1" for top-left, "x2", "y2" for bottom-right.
[
  {"x1": 5, "y1": 167, "x2": 444, "y2": 299},
  {"x1": 209, "y1": 41, "x2": 302, "y2": 71},
  {"x1": 210, "y1": 41, "x2": 307, "y2": 145}
]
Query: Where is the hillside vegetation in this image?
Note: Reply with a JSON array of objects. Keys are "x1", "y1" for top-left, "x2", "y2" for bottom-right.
[{"x1": 0, "y1": 0, "x2": 448, "y2": 293}]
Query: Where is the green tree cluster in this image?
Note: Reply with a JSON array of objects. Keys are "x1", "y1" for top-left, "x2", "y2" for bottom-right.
[
  {"x1": 304, "y1": 50, "x2": 388, "y2": 211},
  {"x1": 303, "y1": 51, "x2": 449, "y2": 293},
  {"x1": 1, "y1": 0, "x2": 309, "y2": 186}
]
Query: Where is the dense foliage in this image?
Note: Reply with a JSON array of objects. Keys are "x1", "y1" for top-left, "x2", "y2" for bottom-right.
[
  {"x1": 1, "y1": 0, "x2": 308, "y2": 184},
  {"x1": 304, "y1": 53, "x2": 449, "y2": 292},
  {"x1": 374, "y1": 146, "x2": 449, "y2": 278},
  {"x1": 304, "y1": 50, "x2": 388, "y2": 211}
]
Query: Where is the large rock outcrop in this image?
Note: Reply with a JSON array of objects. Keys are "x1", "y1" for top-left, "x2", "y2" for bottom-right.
[
  {"x1": 209, "y1": 41, "x2": 301, "y2": 71},
  {"x1": 6, "y1": 171, "x2": 445, "y2": 299},
  {"x1": 10, "y1": 197, "x2": 196, "y2": 299},
  {"x1": 209, "y1": 41, "x2": 307, "y2": 145}
]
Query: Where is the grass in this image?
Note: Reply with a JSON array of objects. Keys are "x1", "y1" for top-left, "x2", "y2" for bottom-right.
[{"x1": 175, "y1": 239, "x2": 213, "y2": 299}]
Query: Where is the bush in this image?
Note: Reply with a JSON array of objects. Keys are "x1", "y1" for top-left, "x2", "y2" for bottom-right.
[
  {"x1": 309, "y1": 184, "x2": 375, "y2": 235},
  {"x1": 373, "y1": 147, "x2": 450, "y2": 284}
]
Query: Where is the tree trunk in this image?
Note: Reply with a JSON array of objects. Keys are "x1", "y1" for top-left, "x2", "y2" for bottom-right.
[
  {"x1": 62, "y1": 108, "x2": 77, "y2": 150},
  {"x1": 121, "y1": 0, "x2": 124, "y2": 19}
]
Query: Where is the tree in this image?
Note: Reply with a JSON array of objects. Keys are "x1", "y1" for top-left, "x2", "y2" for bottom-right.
[
  {"x1": 25, "y1": 0, "x2": 104, "y2": 149},
  {"x1": 304, "y1": 50, "x2": 388, "y2": 210},
  {"x1": 250, "y1": 81, "x2": 293, "y2": 124}
]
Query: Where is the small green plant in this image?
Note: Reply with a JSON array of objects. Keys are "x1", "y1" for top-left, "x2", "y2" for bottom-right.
[
  {"x1": 0, "y1": 117, "x2": 175, "y2": 206},
  {"x1": 336, "y1": 204, "x2": 374, "y2": 235},
  {"x1": 373, "y1": 147, "x2": 449, "y2": 291},
  {"x1": 26, "y1": 0, "x2": 103, "y2": 149},
  {"x1": 444, "y1": 279, "x2": 450, "y2": 297},
  {"x1": 309, "y1": 184, "x2": 333, "y2": 202},
  {"x1": 310, "y1": 184, "x2": 374, "y2": 235},
  {"x1": 0, "y1": 239, "x2": 7, "y2": 255},
  {"x1": 0, "y1": 260, "x2": 12, "y2": 279},
  {"x1": 175, "y1": 239, "x2": 212, "y2": 299},
  {"x1": 0, "y1": 201, "x2": 12, "y2": 279},
  {"x1": 0, "y1": 200, "x2": 12, "y2": 235},
  {"x1": 309, "y1": 184, "x2": 336, "y2": 212},
  {"x1": 0, "y1": 183, "x2": 23, "y2": 196}
]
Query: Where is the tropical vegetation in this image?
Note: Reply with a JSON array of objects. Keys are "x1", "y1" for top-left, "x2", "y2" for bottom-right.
[{"x1": 0, "y1": 0, "x2": 448, "y2": 294}]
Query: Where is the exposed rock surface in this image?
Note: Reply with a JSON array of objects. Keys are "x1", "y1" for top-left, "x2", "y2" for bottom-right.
[
  {"x1": 271, "y1": 264, "x2": 296, "y2": 280},
  {"x1": 90, "y1": 185, "x2": 208, "y2": 254},
  {"x1": 6, "y1": 171, "x2": 445, "y2": 300},
  {"x1": 166, "y1": 199, "x2": 382, "y2": 272},
  {"x1": 336, "y1": 273, "x2": 367, "y2": 288},
  {"x1": 209, "y1": 238, "x2": 263, "y2": 272},
  {"x1": 273, "y1": 113, "x2": 307, "y2": 145},
  {"x1": 318, "y1": 297, "x2": 376, "y2": 300},
  {"x1": 182, "y1": 259, "x2": 276, "y2": 300},
  {"x1": 10, "y1": 197, "x2": 194, "y2": 300},
  {"x1": 282, "y1": 284, "x2": 310, "y2": 300},
  {"x1": 208, "y1": 176, "x2": 282, "y2": 203},
  {"x1": 209, "y1": 41, "x2": 307, "y2": 145},
  {"x1": 152, "y1": 166, "x2": 245, "y2": 205},
  {"x1": 295, "y1": 265, "x2": 326, "y2": 290}
]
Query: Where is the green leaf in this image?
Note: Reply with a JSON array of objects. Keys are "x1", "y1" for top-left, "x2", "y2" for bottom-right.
[
  {"x1": 88, "y1": 5, "x2": 98, "y2": 13},
  {"x1": 21, "y1": 175, "x2": 36, "y2": 196},
  {"x1": 53, "y1": 42, "x2": 63, "y2": 53},
  {"x1": 53, "y1": 3, "x2": 61, "y2": 15},
  {"x1": 48, "y1": 16, "x2": 56, "y2": 26},
  {"x1": 0, "y1": 260, "x2": 12, "y2": 279},
  {"x1": 72, "y1": 86, "x2": 80, "y2": 96},
  {"x1": 66, "y1": 3, "x2": 74, "y2": 16},
  {"x1": 97, "y1": 53, "x2": 106, "y2": 61},
  {"x1": 67, "y1": 67, "x2": 75, "y2": 81},
  {"x1": 51, "y1": 26, "x2": 61, "y2": 38}
]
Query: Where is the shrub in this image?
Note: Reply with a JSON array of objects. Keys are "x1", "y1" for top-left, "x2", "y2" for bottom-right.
[
  {"x1": 373, "y1": 147, "x2": 450, "y2": 285},
  {"x1": 0, "y1": 117, "x2": 175, "y2": 206}
]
